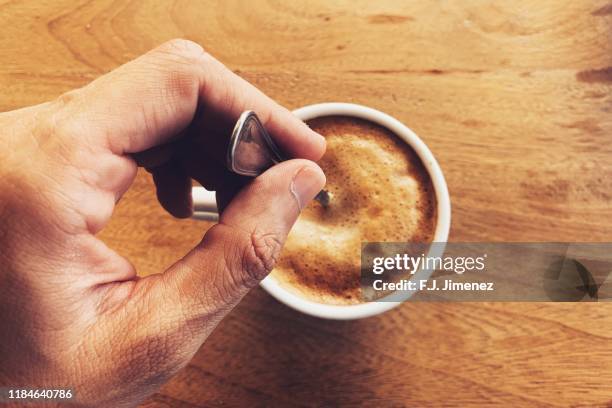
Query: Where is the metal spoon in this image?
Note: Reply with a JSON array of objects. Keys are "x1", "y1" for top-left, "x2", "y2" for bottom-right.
[{"x1": 227, "y1": 110, "x2": 331, "y2": 207}]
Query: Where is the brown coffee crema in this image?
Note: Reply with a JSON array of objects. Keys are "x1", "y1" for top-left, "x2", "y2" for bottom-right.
[{"x1": 273, "y1": 116, "x2": 437, "y2": 305}]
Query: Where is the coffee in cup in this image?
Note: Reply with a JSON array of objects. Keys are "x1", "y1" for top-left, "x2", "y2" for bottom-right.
[{"x1": 272, "y1": 116, "x2": 437, "y2": 305}]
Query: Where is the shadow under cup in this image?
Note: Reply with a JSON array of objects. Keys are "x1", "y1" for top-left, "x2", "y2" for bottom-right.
[{"x1": 260, "y1": 102, "x2": 451, "y2": 320}]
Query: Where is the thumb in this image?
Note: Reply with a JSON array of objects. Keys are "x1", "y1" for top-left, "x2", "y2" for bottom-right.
[
  {"x1": 88, "y1": 159, "x2": 324, "y2": 400},
  {"x1": 160, "y1": 159, "x2": 325, "y2": 320}
]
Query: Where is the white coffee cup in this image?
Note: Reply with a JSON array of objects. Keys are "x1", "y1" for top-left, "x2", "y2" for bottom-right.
[{"x1": 192, "y1": 103, "x2": 451, "y2": 319}]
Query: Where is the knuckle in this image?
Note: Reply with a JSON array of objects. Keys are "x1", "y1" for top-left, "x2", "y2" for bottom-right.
[
  {"x1": 159, "y1": 38, "x2": 207, "y2": 63},
  {"x1": 153, "y1": 39, "x2": 212, "y2": 104},
  {"x1": 48, "y1": 110, "x2": 81, "y2": 141},
  {"x1": 197, "y1": 224, "x2": 283, "y2": 303},
  {"x1": 54, "y1": 88, "x2": 81, "y2": 109},
  {"x1": 46, "y1": 90, "x2": 86, "y2": 141},
  {"x1": 160, "y1": 64, "x2": 199, "y2": 105},
  {"x1": 45, "y1": 95, "x2": 88, "y2": 144},
  {"x1": 241, "y1": 229, "x2": 283, "y2": 285}
]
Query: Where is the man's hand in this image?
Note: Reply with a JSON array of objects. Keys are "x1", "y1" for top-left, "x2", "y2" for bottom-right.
[{"x1": 0, "y1": 39, "x2": 325, "y2": 407}]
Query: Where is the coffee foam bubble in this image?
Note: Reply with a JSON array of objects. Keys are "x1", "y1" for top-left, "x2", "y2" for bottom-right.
[{"x1": 272, "y1": 116, "x2": 437, "y2": 305}]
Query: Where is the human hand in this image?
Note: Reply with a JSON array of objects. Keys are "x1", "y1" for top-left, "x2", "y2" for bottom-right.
[{"x1": 0, "y1": 39, "x2": 325, "y2": 407}]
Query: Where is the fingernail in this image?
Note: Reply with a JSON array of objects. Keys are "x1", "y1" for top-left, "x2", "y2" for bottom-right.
[
  {"x1": 312, "y1": 130, "x2": 326, "y2": 144},
  {"x1": 311, "y1": 130, "x2": 326, "y2": 150},
  {"x1": 290, "y1": 165, "x2": 326, "y2": 209}
]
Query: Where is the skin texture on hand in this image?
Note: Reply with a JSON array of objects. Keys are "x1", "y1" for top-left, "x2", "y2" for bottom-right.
[{"x1": 0, "y1": 39, "x2": 326, "y2": 407}]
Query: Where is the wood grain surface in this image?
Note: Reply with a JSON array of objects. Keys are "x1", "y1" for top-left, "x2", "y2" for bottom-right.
[{"x1": 1, "y1": 1, "x2": 611, "y2": 406}]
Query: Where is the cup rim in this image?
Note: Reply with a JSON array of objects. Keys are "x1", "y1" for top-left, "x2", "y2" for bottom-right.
[{"x1": 260, "y1": 102, "x2": 451, "y2": 320}]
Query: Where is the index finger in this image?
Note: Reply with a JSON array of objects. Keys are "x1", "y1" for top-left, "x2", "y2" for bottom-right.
[{"x1": 51, "y1": 39, "x2": 326, "y2": 160}]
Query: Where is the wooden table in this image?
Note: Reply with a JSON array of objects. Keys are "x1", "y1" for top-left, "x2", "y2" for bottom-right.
[{"x1": 1, "y1": 1, "x2": 611, "y2": 406}]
